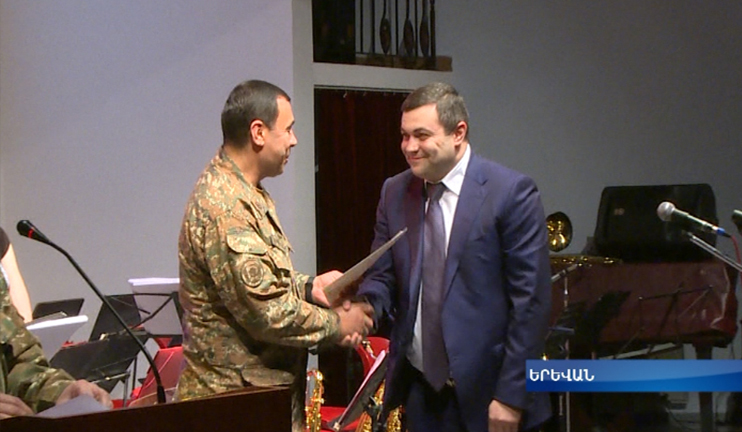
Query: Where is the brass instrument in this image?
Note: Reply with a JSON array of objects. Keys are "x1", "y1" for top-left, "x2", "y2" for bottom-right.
[
  {"x1": 354, "y1": 380, "x2": 403, "y2": 432},
  {"x1": 550, "y1": 254, "x2": 619, "y2": 266},
  {"x1": 305, "y1": 369, "x2": 324, "y2": 432},
  {"x1": 546, "y1": 211, "x2": 572, "y2": 252},
  {"x1": 547, "y1": 211, "x2": 620, "y2": 266}
]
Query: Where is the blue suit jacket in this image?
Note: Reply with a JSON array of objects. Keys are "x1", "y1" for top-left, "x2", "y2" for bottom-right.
[{"x1": 358, "y1": 152, "x2": 552, "y2": 431}]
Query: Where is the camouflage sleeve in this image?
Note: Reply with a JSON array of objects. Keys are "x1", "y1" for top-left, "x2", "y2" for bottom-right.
[
  {"x1": 293, "y1": 272, "x2": 313, "y2": 302},
  {"x1": 207, "y1": 219, "x2": 341, "y2": 347},
  {"x1": 293, "y1": 272, "x2": 311, "y2": 292},
  {"x1": 1, "y1": 284, "x2": 74, "y2": 413}
]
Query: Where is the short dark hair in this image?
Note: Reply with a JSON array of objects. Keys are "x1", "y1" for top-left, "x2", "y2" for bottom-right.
[
  {"x1": 221, "y1": 80, "x2": 291, "y2": 147},
  {"x1": 401, "y1": 82, "x2": 469, "y2": 139}
]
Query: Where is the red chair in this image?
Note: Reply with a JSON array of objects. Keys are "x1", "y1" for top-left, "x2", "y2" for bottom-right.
[
  {"x1": 356, "y1": 337, "x2": 389, "y2": 374},
  {"x1": 127, "y1": 345, "x2": 184, "y2": 407}
]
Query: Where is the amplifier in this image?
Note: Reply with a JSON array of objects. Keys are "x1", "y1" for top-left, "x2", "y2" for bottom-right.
[{"x1": 593, "y1": 184, "x2": 718, "y2": 262}]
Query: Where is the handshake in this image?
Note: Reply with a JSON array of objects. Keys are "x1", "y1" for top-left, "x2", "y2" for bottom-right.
[
  {"x1": 333, "y1": 299, "x2": 375, "y2": 347},
  {"x1": 311, "y1": 270, "x2": 375, "y2": 347}
]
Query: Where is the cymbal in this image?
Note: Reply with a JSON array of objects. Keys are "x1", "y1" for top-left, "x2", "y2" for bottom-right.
[{"x1": 549, "y1": 254, "x2": 620, "y2": 265}]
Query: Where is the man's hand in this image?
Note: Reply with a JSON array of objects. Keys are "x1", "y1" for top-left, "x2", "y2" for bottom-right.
[
  {"x1": 0, "y1": 394, "x2": 34, "y2": 419},
  {"x1": 335, "y1": 300, "x2": 374, "y2": 347},
  {"x1": 488, "y1": 399, "x2": 521, "y2": 432},
  {"x1": 56, "y1": 380, "x2": 113, "y2": 409},
  {"x1": 311, "y1": 270, "x2": 342, "y2": 307}
]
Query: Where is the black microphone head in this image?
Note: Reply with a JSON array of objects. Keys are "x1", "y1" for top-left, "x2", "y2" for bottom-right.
[
  {"x1": 16, "y1": 220, "x2": 51, "y2": 244},
  {"x1": 657, "y1": 201, "x2": 676, "y2": 222}
]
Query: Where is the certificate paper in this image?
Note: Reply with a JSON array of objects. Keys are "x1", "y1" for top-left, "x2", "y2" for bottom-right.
[{"x1": 323, "y1": 228, "x2": 407, "y2": 306}]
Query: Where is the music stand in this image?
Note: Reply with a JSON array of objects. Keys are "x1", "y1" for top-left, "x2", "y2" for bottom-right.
[
  {"x1": 128, "y1": 278, "x2": 182, "y2": 337},
  {"x1": 51, "y1": 333, "x2": 144, "y2": 392},
  {"x1": 328, "y1": 350, "x2": 388, "y2": 432},
  {"x1": 27, "y1": 315, "x2": 88, "y2": 359},
  {"x1": 575, "y1": 290, "x2": 631, "y2": 356},
  {"x1": 84, "y1": 294, "x2": 149, "y2": 394},
  {"x1": 544, "y1": 302, "x2": 583, "y2": 360},
  {"x1": 32, "y1": 298, "x2": 84, "y2": 320},
  {"x1": 89, "y1": 294, "x2": 143, "y2": 341}
]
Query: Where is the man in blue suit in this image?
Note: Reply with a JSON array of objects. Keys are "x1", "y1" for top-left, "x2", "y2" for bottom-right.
[{"x1": 358, "y1": 82, "x2": 551, "y2": 432}]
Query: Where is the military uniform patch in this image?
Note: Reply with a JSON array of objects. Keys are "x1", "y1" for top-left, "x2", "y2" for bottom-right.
[{"x1": 242, "y1": 258, "x2": 264, "y2": 288}]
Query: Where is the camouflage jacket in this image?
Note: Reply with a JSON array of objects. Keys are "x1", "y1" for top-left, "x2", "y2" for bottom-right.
[
  {"x1": 0, "y1": 264, "x2": 74, "y2": 413},
  {"x1": 176, "y1": 149, "x2": 340, "y2": 409}
]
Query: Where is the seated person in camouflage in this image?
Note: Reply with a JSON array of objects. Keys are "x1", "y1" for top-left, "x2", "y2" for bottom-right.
[
  {"x1": 0, "y1": 264, "x2": 112, "y2": 419},
  {"x1": 0, "y1": 227, "x2": 33, "y2": 322},
  {"x1": 176, "y1": 80, "x2": 373, "y2": 432}
]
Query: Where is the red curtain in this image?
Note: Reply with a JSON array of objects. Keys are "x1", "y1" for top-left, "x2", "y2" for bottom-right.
[
  {"x1": 315, "y1": 88, "x2": 409, "y2": 274},
  {"x1": 314, "y1": 88, "x2": 409, "y2": 406}
]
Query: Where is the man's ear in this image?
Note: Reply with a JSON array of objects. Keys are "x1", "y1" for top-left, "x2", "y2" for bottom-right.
[
  {"x1": 250, "y1": 119, "x2": 266, "y2": 147},
  {"x1": 453, "y1": 120, "x2": 467, "y2": 144}
]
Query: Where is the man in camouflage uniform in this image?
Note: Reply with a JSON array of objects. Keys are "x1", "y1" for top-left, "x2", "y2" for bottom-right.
[
  {"x1": 0, "y1": 265, "x2": 111, "y2": 419},
  {"x1": 176, "y1": 79, "x2": 373, "y2": 431}
]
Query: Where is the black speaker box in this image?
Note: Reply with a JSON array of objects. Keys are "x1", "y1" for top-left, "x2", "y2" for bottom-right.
[{"x1": 593, "y1": 184, "x2": 718, "y2": 262}]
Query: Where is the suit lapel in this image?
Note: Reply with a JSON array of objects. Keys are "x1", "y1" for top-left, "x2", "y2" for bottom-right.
[
  {"x1": 444, "y1": 155, "x2": 487, "y2": 299},
  {"x1": 405, "y1": 177, "x2": 425, "y2": 313}
]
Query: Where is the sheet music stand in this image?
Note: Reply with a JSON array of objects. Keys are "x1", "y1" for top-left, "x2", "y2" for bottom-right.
[
  {"x1": 576, "y1": 290, "x2": 631, "y2": 357},
  {"x1": 50, "y1": 332, "x2": 144, "y2": 392},
  {"x1": 128, "y1": 278, "x2": 183, "y2": 337},
  {"x1": 32, "y1": 298, "x2": 84, "y2": 320},
  {"x1": 89, "y1": 294, "x2": 143, "y2": 341},
  {"x1": 27, "y1": 315, "x2": 88, "y2": 359},
  {"x1": 80, "y1": 294, "x2": 149, "y2": 394},
  {"x1": 327, "y1": 350, "x2": 388, "y2": 432}
]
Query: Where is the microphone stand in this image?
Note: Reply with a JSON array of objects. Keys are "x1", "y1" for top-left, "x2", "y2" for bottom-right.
[
  {"x1": 18, "y1": 222, "x2": 167, "y2": 405},
  {"x1": 550, "y1": 263, "x2": 581, "y2": 432},
  {"x1": 685, "y1": 232, "x2": 742, "y2": 274},
  {"x1": 551, "y1": 263, "x2": 580, "y2": 284},
  {"x1": 685, "y1": 230, "x2": 742, "y2": 432}
]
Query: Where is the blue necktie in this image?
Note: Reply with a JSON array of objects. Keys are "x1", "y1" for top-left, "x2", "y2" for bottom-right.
[{"x1": 421, "y1": 182, "x2": 449, "y2": 391}]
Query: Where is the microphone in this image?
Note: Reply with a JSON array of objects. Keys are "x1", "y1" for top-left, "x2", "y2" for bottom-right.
[
  {"x1": 17, "y1": 220, "x2": 52, "y2": 244},
  {"x1": 16, "y1": 220, "x2": 167, "y2": 405},
  {"x1": 656, "y1": 202, "x2": 730, "y2": 238}
]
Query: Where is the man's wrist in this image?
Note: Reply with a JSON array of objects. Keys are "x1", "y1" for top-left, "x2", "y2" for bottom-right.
[{"x1": 305, "y1": 276, "x2": 315, "y2": 303}]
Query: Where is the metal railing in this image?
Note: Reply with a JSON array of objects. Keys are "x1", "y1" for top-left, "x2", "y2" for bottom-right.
[
  {"x1": 314, "y1": 0, "x2": 446, "y2": 70},
  {"x1": 358, "y1": 0, "x2": 435, "y2": 59}
]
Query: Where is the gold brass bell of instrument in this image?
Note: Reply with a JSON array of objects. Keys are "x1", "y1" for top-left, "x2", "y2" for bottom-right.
[{"x1": 546, "y1": 211, "x2": 572, "y2": 252}]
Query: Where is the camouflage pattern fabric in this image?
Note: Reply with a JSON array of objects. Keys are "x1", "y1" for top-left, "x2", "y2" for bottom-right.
[
  {"x1": 0, "y1": 264, "x2": 74, "y2": 413},
  {"x1": 176, "y1": 149, "x2": 341, "y2": 431}
]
